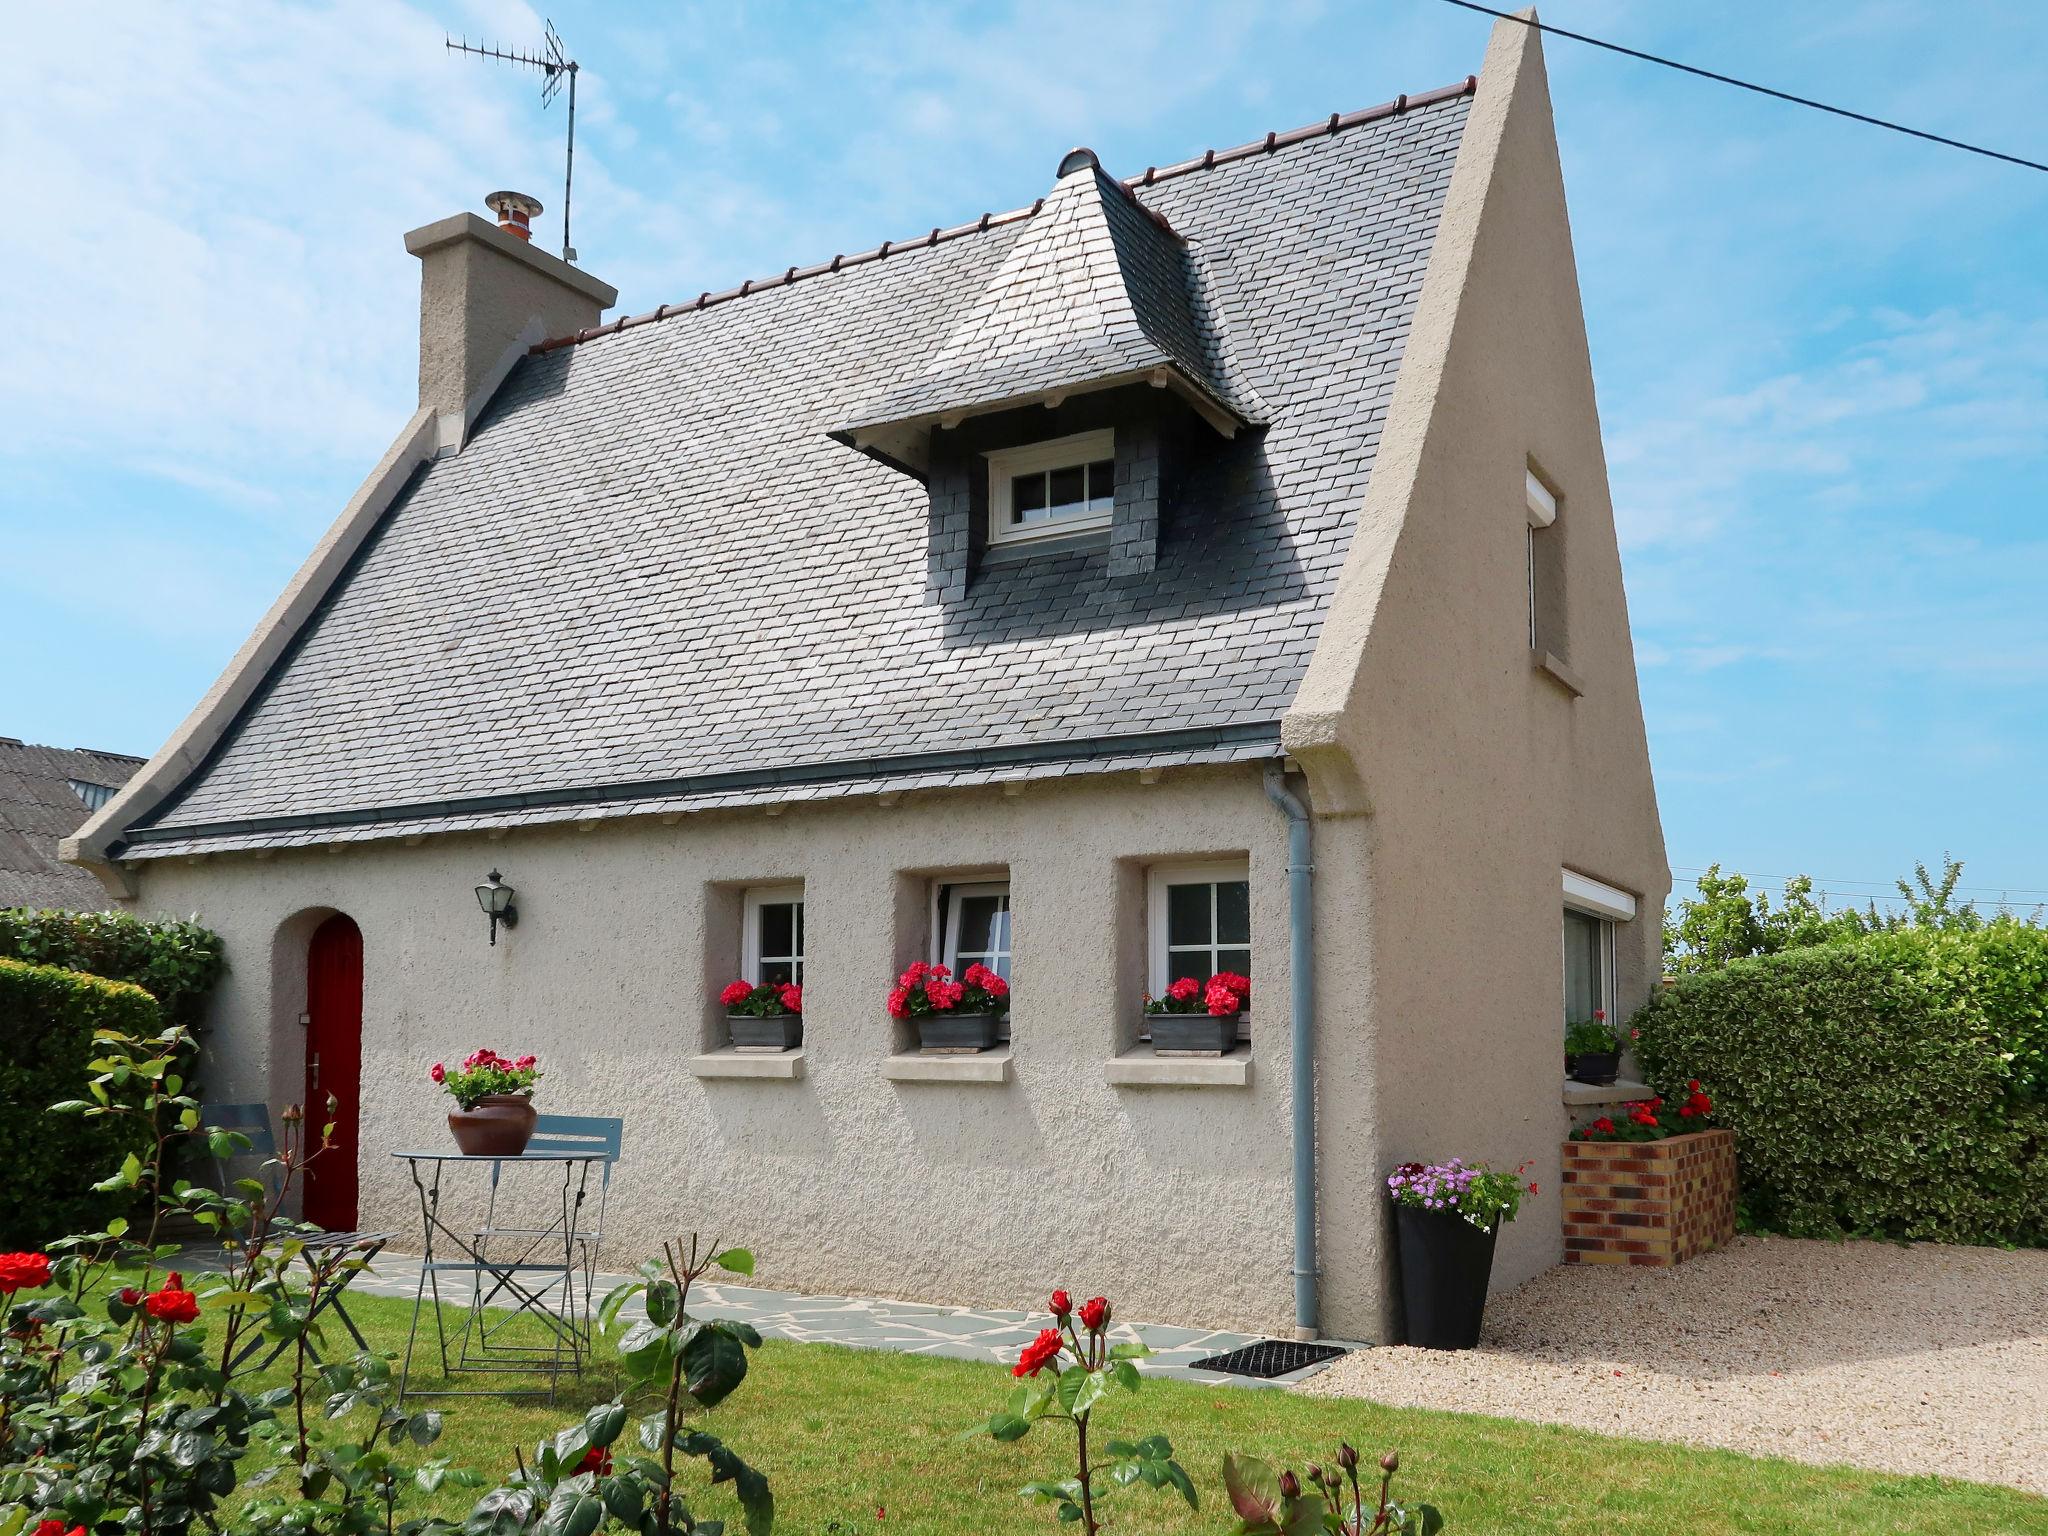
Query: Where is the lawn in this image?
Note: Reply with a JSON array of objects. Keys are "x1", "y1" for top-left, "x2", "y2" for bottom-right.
[{"x1": 243, "y1": 1291, "x2": 2045, "y2": 1536}]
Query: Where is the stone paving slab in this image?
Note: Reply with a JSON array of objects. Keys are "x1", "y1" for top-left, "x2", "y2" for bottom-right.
[{"x1": 181, "y1": 1245, "x2": 1347, "y2": 1387}]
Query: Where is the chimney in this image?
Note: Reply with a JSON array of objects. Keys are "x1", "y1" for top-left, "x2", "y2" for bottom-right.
[{"x1": 404, "y1": 190, "x2": 617, "y2": 449}]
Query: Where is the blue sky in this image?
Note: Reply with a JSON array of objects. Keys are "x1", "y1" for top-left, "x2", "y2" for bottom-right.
[{"x1": 5, "y1": 1, "x2": 2045, "y2": 913}]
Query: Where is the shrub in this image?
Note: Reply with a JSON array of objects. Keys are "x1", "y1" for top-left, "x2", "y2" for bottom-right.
[
  {"x1": 0, "y1": 907, "x2": 225, "y2": 1033},
  {"x1": 0, "y1": 957, "x2": 161, "y2": 1245},
  {"x1": 1633, "y1": 922, "x2": 2048, "y2": 1245}
]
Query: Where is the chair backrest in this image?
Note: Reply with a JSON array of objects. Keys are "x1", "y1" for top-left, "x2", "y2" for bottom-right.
[
  {"x1": 527, "y1": 1114, "x2": 623, "y2": 1162},
  {"x1": 201, "y1": 1102, "x2": 279, "y2": 1195}
]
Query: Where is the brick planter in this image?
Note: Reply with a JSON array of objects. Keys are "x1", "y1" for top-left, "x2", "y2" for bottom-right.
[{"x1": 1561, "y1": 1127, "x2": 1735, "y2": 1267}]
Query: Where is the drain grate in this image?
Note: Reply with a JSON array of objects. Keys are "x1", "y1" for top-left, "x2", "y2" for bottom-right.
[{"x1": 1190, "y1": 1339, "x2": 1347, "y2": 1379}]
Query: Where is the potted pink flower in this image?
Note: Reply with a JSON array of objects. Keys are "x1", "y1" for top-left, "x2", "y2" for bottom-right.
[
  {"x1": 1143, "y1": 971, "x2": 1249, "y2": 1055},
  {"x1": 719, "y1": 978, "x2": 803, "y2": 1052},
  {"x1": 431, "y1": 1049, "x2": 541, "y2": 1155},
  {"x1": 888, "y1": 960, "x2": 1008, "y2": 1052}
]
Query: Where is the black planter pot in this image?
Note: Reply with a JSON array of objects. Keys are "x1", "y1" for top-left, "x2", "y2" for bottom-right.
[
  {"x1": 1395, "y1": 1205, "x2": 1499, "y2": 1349},
  {"x1": 1148, "y1": 1012, "x2": 1241, "y2": 1054},
  {"x1": 728, "y1": 1013, "x2": 802, "y2": 1051},
  {"x1": 1568, "y1": 1051, "x2": 1620, "y2": 1085},
  {"x1": 915, "y1": 1011, "x2": 1001, "y2": 1052}
]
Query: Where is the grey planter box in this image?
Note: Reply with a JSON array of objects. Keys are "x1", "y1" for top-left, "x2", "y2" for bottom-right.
[
  {"x1": 728, "y1": 1013, "x2": 802, "y2": 1051},
  {"x1": 915, "y1": 1011, "x2": 1002, "y2": 1052},
  {"x1": 1149, "y1": 1012, "x2": 1241, "y2": 1055}
]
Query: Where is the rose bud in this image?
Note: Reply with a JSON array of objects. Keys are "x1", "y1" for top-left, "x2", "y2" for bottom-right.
[
  {"x1": 1278, "y1": 1470, "x2": 1301, "y2": 1500},
  {"x1": 1078, "y1": 1295, "x2": 1110, "y2": 1332},
  {"x1": 281, "y1": 1104, "x2": 303, "y2": 1123},
  {"x1": 118, "y1": 1287, "x2": 142, "y2": 1306},
  {"x1": 1049, "y1": 1289, "x2": 1071, "y2": 1319},
  {"x1": 1305, "y1": 1463, "x2": 1325, "y2": 1486},
  {"x1": 1336, "y1": 1443, "x2": 1358, "y2": 1470},
  {"x1": 1380, "y1": 1451, "x2": 1400, "y2": 1473}
]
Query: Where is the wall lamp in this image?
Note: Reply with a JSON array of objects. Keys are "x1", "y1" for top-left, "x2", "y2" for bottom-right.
[{"x1": 475, "y1": 870, "x2": 518, "y2": 945}]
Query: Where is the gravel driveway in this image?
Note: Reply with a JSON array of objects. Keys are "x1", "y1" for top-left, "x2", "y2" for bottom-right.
[{"x1": 1303, "y1": 1235, "x2": 2048, "y2": 1494}]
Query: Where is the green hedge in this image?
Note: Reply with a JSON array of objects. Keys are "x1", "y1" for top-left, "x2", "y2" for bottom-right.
[
  {"x1": 1634, "y1": 921, "x2": 2048, "y2": 1246},
  {"x1": 0, "y1": 956, "x2": 162, "y2": 1246},
  {"x1": 0, "y1": 907, "x2": 224, "y2": 1033}
]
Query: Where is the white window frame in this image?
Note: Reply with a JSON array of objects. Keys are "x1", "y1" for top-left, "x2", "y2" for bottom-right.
[
  {"x1": 741, "y1": 884, "x2": 804, "y2": 984},
  {"x1": 937, "y1": 880, "x2": 1012, "y2": 977},
  {"x1": 1146, "y1": 859, "x2": 1252, "y2": 995},
  {"x1": 985, "y1": 429, "x2": 1116, "y2": 547},
  {"x1": 1562, "y1": 870, "x2": 1631, "y2": 1030}
]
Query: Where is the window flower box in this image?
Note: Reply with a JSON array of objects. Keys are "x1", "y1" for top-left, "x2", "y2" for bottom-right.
[
  {"x1": 888, "y1": 961, "x2": 1008, "y2": 1054},
  {"x1": 1564, "y1": 1089, "x2": 1734, "y2": 1267},
  {"x1": 1143, "y1": 971, "x2": 1249, "y2": 1057},
  {"x1": 720, "y1": 979, "x2": 802, "y2": 1052}
]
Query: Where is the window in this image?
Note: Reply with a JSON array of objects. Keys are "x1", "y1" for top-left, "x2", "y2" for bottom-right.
[
  {"x1": 1148, "y1": 861, "x2": 1251, "y2": 994},
  {"x1": 938, "y1": 881, "x2": 1012, "y2": 980},
  {"x1": 742, "y1": 885, "x2": 804, "y2": 985},
  {"x1": 986, "y1": 429, "x2": 1115, "y2": 546},
  {"x1": 1526, "y1": 463, "x2": 1565, "y2": 658},
  {"x1": 69, "y1": 780, "x2": 116, "y2": 812},
  {"x1": 1561, "y1": 870, "x2": 1634, "y2": 1029}
]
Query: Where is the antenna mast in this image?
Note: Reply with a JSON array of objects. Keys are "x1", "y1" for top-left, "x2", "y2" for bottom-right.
[{"x1": 446, "y1": 20, "x2": 581, "y2": 263}]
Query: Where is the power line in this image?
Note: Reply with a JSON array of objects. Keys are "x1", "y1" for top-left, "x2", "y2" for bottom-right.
[
  {"x1": 1670, "y1": 865, "x2": 2048, "y2": 902},
  {"x1": 1428, "y1": 0, "x2": 2048, "y2": 176}
]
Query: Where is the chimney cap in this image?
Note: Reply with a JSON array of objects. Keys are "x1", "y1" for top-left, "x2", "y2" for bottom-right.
[
  {"x1": 1056, "y1": 147, "x2": 1100, "y2": 177},
  {"x1": 486, "y1": 190, "x2": 544, "y2": 219}
]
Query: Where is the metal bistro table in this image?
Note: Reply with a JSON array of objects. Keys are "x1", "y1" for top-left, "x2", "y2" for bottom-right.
[{"x1": 393, "y1": 1148, "x2": 605, "y2": 1404}]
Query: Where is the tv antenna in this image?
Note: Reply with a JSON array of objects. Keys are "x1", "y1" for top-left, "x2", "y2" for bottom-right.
[{"x1": 446, "y1": 20, "x2": 581, "y2": 263}]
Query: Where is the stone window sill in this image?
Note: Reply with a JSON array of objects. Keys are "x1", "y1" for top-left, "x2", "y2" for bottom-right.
[
  {"x1": 882, "y1": 1048, "x2": 1013, "y2": 1084},
  {"x1": 1532, "y1": 649, "x2": 1584, "y2": 698},
  {"x1": 691, "y1": 1047, "x2": 806, "y2": 1080},
  {"x1": 1105, "y1": 1046, "x2": 1251, "y2": 1088},
  {"x1": 1562, "y1": 1076, "x2": 1650, "y2": 1107}
]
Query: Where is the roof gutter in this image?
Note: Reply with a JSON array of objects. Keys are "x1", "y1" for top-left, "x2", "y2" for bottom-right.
[{"x1": 1264, "y1": 763, "x2": 1319, "y2": 1337}]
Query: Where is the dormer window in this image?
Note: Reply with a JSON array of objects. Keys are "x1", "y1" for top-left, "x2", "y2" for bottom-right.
[{"x1": 986, "y1": 429, "x2": 1115, "y2": 546}]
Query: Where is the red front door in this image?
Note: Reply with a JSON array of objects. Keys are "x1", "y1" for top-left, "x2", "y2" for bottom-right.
[{"x1": 302, "y1": 914, "x2": 364, "y2": 1231}]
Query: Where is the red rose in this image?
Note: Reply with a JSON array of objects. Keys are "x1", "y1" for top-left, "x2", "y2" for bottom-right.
[
  {"x1": 1012, "y1": 1327, "x2": 1064, "y2": 1378},
  {"x1": 1048, "y1": 1289, "x2": 1071, "y2": 1319},
  {"x1": 1078, "y1": 1296, "x2": 1110, "y2": 1332},
  {"x1": 0, "y1": 1253, "x2": 52, "y2": 1295},
  {"x1": 886, "y1": 985, "x2": 911, "y2": 1018},
  {"x1": 118, "y1": 1287, "x2": 143, "y2": 1306},
  {"x1": 429, "y1": 1062, "x2": 446, "y2": 1084},
  {"x1": 33, "y1": 1522, "x2": 85, "y2": 1536},
  {"x1": 575, "y1": 1445, "x2": 613, "y2": 1476},
  {"x1": 720, "y1": 980, "x2": 756, "y2": 1008},
  {"x1": 145, "y1": 1275, "x2": 199, "y2": 1325},
  {"x1": 778, "y1": 984, "x2": 803, "y2": 1013}
]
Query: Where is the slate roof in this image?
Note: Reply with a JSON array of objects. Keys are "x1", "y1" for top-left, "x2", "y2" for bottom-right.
[
  {"x1": 834, "y1": 160, "x2": 1263, "y2": 445},
  {"x1": 0, "y1": 740, "x2": 143, "y2": 906},
  {"x1": 119, "y1": 86, "x2": 1472, "y2": 857}
]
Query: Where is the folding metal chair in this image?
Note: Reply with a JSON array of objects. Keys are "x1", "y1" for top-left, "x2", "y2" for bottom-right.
[
  {"x1": 203, "y1": 1102, "x2": 392, "y2": 1370},
  {"x1": 472, "y1": 1114, "x2": 623, "y2": 1342}
]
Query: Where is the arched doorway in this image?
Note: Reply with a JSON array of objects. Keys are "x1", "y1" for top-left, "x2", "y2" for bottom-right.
[{"x1": 302, "y1": 914, "x2": 363, "y2": 1230}]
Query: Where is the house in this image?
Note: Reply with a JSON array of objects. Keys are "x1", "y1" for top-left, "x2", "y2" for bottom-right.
[
  {"x1": 65, "y1": 14, "x2": 1666, "y2": 1341},
  {"x1": 0, "y1": 738, "x2": 145, "y2": 910}
]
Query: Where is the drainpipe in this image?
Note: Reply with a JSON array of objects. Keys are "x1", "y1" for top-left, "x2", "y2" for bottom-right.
[{"x1": 1264, "y1": 764, "x2": 1318, "y2": 1337}]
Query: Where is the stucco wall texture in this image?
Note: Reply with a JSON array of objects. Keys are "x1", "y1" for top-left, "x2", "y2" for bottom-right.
[{"x1": 133, "y1": 768, "x2": 1320, "y2": 1335}]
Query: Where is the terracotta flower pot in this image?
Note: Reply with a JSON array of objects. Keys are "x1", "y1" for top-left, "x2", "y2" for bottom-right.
[{"x1": 448, "y1": 1093, "x2": 538, "y2": 1156}]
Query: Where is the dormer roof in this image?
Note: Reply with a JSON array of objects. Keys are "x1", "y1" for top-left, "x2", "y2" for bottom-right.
[{"x1": 832, "y1": 149, "x2": 1265, "y2": 475}]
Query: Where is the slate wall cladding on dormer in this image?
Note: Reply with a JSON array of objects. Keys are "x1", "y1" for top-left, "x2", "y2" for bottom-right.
[{"x1": 925, "y1": 388, "x2": 1180, "y2": 601}]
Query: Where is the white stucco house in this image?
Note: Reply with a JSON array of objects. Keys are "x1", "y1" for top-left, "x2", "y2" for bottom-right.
[{"x1": 67, "y1": 14, "x2": 1665, "y2": 1342}]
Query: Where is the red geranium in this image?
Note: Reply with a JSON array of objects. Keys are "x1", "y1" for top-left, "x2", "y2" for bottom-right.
[
  {"x1": 963, "y1": 963, "x2": 1009, "y2": 999},
  {"x1": 0, "y1": 1253, "x2": 52, "y2": 1295},
  {"x1": 429, "y1": 1062, "x2": 446, "y2": 1084},
  {"x1": 1164, "y1": 977, "x2": 1201, "y2": 1003},
  {"x1": 886, "y1": 985, "x2": 912, "y2": 1018},
  {"x1": 1147, "y1": 971, "x2": 1250, "y2": 1017},
  {"x1": 144, "y1": 1272, "x2": 199, "y2": 1325},
  {"x1": 888, "y1": 961, "x2": 1008, "y2": 1018},
  {"x1": 1077, "y1": 1296, "x2": 1110, "y2": 1333},
  {"x1": 779, "y1": 983, "x2": 802, "y2": 1012},
  {"x1": 719, "y1": 979, "x2": 756, "y2": 1008},
  {"x1": 1012, "y1": 1327, "x2": 1064, "y2": 1378}
]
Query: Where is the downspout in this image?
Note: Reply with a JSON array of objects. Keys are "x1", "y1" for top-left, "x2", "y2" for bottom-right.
[{"x1": 1264, "y1": 764, "x2": 1318, "y2": 1337}]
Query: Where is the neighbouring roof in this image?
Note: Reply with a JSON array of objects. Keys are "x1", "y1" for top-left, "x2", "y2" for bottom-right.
[
  {"x1": 117, "y1": 84, "x2": 1473, "y2": 858},
  {"x1": 0, "y1": 739, "x2": 144, "y2": 906}
]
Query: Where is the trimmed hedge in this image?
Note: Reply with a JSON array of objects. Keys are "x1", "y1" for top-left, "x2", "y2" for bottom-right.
[
  {"x1": 1634, "y1": 922, "x2": 2048, "y2": 1246},
  {"x1": 0, "y1": 956, "x2": 162, "y2": 1246},
  {"x1": 0, "y1": 907, "x2": 224, "y2": 1032}
]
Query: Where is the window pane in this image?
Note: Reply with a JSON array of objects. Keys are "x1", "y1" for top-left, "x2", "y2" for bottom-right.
[
  {"x1": 1217, "y1": 947, "x2": 1251, "y2": 980},
  {"x1": 760, "y1": 959, "x2": 796, "y2": 986},
  {"x1": 1046, "y1": 463, "x2": 1086, "y2": 519},
  {"x1": 956, "y1": 895, "x2": 1006, "y2": 958},
  {"x1": 760, "y1": 903, "x2": 795, "y2": 960},
  {"x1": 793, "y1": 903, "x2": 805, "y2": 957},
  {"x1": 1086, "y1": 459, "x2": 1116, "y2": 514},
  {"x1": 1012, "y1": 472, "x2": 1048, "y2": 522},
  {"x1": 1562, "y1": 909, "x2": 1605, "y2": 1023},
  {"x1": 1215, "y1": 880, "x2": 1250, "y2": 944},
  {"x1": 1166, "y1": 882, "x2": 1212, "y2": 946}
]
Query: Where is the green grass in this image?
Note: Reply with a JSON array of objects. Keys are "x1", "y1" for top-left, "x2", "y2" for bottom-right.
[{"x1": 242, "y1": 1293, "x2": 2044, "y2": 1536}]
